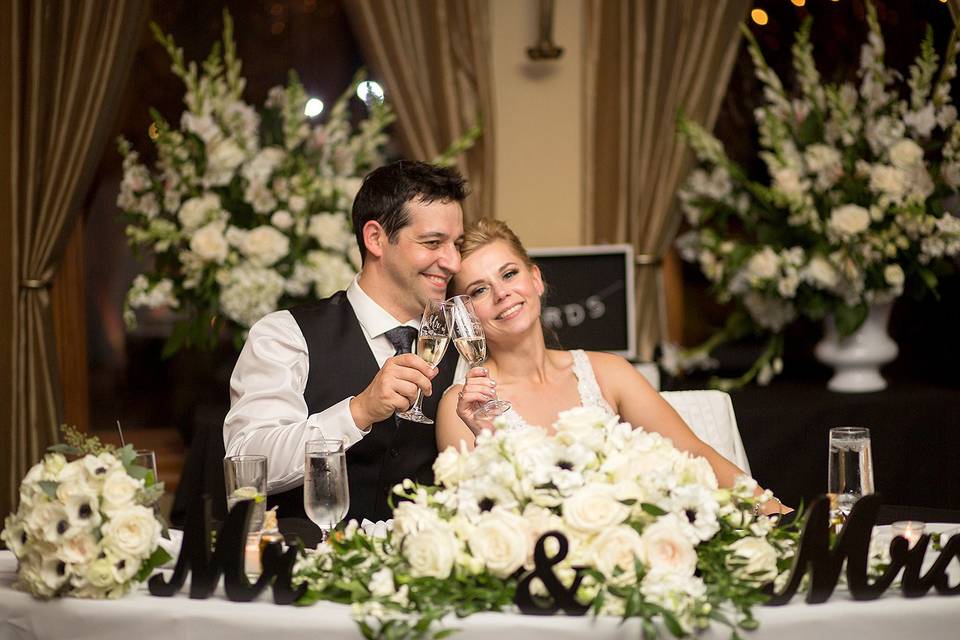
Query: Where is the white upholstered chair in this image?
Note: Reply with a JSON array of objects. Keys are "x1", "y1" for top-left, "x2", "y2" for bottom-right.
[{"x1": 660, "y1": 390, "x2": 751, "y2": 475}]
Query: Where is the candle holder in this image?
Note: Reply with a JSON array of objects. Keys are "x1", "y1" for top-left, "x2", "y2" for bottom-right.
[{"x1": 891, "y1": 521, "x2": 925, "y2": 549}]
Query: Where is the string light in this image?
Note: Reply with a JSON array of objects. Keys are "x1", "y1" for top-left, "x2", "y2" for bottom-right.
[
  {"x1": 751, "y1": 9, "x2": 769, "y2": 26},
  {"x1": 791, "y1": 0, "x2": 806, "y2": 7},
  {"x1": 304, "y1": 98, "x2": 324, "y2": 117},
  {"x1": 357, "y1": 80, "x2": 384, "y2": 104}
]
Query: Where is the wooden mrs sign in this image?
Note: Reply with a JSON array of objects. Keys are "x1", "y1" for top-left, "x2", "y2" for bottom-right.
[
  {"x1": 148, "y1": 496, "x2": 306, "y2": 604},
  {"x1": 765, "y1": 494, "x2": 960, "y2": 604}
]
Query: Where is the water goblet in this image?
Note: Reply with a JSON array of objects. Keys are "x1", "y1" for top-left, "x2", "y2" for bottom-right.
[
  {"x1": 827, "y1": 426, "x2": 874, "y2": 524},
  {"x1": 224, "y1": 454, "x2": 268, "y2": 535},
  {"x1": 397, "y1": 299, "x2": 452, "y2": 424},
  {"x1": 447, "y1": 294, "x2": 511, "y2": 417},
  {"x1": 304, "y1": 438, "x2": 350, "y2": 544}
]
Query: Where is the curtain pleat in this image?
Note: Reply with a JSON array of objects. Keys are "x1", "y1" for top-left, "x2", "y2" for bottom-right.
[
  {"x1": 0, "y1": 0, "x2": 145, "y2": 519},
  {"x1": 344, "y1": 0, "x2": 495, "y2": 223},
  {"x1": 583, "y1": 0, "x2": 749, "y2": 359}
]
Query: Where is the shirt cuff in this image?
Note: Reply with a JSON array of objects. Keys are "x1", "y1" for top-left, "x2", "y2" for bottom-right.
[{"x1": 308, "y1": 396, "x2": 369, "y2": 449}]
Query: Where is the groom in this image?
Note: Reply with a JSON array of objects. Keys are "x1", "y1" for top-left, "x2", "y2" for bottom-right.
[{"x1": 223, "y1": 160, "x2": 465, "y2": 523}]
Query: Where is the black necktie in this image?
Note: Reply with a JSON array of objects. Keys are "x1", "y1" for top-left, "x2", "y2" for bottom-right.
[{"x1": 384, "y1": 326, "x2": 418, "y2": 356}]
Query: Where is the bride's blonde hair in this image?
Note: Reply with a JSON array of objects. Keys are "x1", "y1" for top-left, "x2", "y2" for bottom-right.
[{"x1": 458, "y1": 217, "x2": 534, "y2": 267}]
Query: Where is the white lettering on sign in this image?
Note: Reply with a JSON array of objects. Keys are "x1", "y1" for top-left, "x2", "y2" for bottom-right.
[
  {"x1": 542, "y1": 306, "x2": 563, "y2": 329},
  {"x1": 563, "y1": 304, "x2": 586, "y2": 327},
  {"x1": 585, "y1": 296, "x2": 605, "y2": 319}
]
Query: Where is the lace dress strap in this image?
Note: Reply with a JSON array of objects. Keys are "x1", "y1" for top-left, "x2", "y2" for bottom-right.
[{"x1": 569, "y1": 350, "x2": 616, "y2": 415}]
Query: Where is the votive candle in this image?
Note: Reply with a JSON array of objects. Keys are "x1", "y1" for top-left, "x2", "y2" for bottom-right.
[{"x1": 891, "y1": 520, "x2": 925, "y2": 549}]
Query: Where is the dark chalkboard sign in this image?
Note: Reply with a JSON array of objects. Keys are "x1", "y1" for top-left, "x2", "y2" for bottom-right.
[{"x1": 528, "y1": 244, "x2": 636, "y2": 359}]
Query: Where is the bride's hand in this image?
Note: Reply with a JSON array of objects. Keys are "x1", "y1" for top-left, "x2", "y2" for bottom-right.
[{"x1": 455, "y1": 367, "x2": 499, "y2": 436}]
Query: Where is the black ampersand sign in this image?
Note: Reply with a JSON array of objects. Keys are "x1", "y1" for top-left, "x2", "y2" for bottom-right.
[{"x1": 515, "y1": 530, "x2": 590, "y2": 615}]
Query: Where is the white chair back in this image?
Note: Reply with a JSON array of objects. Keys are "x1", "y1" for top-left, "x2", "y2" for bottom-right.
[{"x1": 660, "y1": 390, "x2": 751, "y2": 475}]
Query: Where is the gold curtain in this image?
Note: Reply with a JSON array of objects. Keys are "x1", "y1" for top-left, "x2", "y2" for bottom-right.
[
  {"x1": 343, "y1": 0, "x2": 495, "y2": 223},
  {"x1": 583, "y1": 0, "x2": 750, "y2": 359},
  {"x1": 0, "y1": 1, "x2": 145, "y2": 517}
]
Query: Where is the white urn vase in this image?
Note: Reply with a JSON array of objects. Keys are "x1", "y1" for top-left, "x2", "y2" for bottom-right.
[{"x1": 814, "y1": 302, "x2": 898, "y2": 392}]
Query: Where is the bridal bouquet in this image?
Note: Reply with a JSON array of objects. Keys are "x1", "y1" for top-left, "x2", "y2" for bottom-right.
[
  {"x1": 118, "y1": 13, "x2": 392, "y2": 355},
  {"x1": 293, "y1": 407, "x2": 797, "y2": 639},
  {"x1": 1, "y1": 431, "x2": 168, "y2": 599},
  {"x1": 672, "y1": 2, "x2": 960, "y2": 388}
]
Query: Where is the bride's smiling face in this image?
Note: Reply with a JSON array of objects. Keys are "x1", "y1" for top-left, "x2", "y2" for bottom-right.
[{"x1": 454, "y1": 240, "x2": 544, "y2": 339}]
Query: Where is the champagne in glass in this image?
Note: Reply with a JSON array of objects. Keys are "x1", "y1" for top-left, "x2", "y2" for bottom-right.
[
  {"x1": 447, "y1": 295, "x2": 511, "y2": 417},
  {"x1": 304, "y1": 438, "x2": 350, "y2": 544},
  {"x1": 827, "y1": 426, "x2": 874, "y2": 522},
  {"x1": 224, "y1": 454, "x2": 268, "y2": 535},
  {"x1": 397, "y1": 299, "x2": 452, "y2": 424}
]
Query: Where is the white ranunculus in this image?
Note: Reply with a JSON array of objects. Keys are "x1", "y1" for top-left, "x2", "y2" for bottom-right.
[
  {"x1": 888, "y1": 138, "x2": 924, "y2": 169},
  {"x1": 828, "y1": 204, "x2": 871, "y2": 237},
  {"x1": 467, "y1": 509, "x2": 530, "y2": 578},
  {"x1": 101, "y1": 470, "x2": 142, "y2": 515},
  {"x1": 84, "y1": 557, "x2": 116, "y2": 589},
  {"x1": 204, "y1": 138, "x2": 246, "y2": 186},
  {"x1": 305, "y1": 250, "x2": 357, "y2": 298},
  {"x1": 402, "y1": 523, "x2": 459, "y2": 579},
  {"x1": 101, "y1": 505, "x2": 160, "y2": 559},
  {"x1": 562, "y1": 485, "x2": 629, "y2": 534},
  {"x1": 307, "y1": 213, "x2": 354, "y2": 253},
  {"x1": 190, "y1": 220, "x2": 230, "y2": 263},
  {"x1": 884, "y1": 264, "x2": 905, "y2": 288},
  {"x1": 238, "y1": 225, "x2": 290, "y2": 267},
  {"x1": 590, "y1": 524, "x2": 644, "y2": 584},
  {"x1": 219, "y1": 264, "x2": 286, "y2": 328},
  {"x1": 178, "y1": 193, "x2": 221, "y2": 230},
  {"x1": 288, "y1": 194, "x2": 307, "y2": 213},
  {"x1": 57, "y1": 531, "x2": 98, "y2": 565},
  {"x1": 803, "y1": 255, "x2": 839, "y2": 289},
  {"x1": 726, "y1": 536, "x2": 779, "y2": 584},
  {"x1": 638, "y1": 514, "x2": 698, "y2": 576},
  {"x1": 242, "y1": 147, "x2": 286, "y2": 183},
  {"x1": 869, "y1": 165, "x2": 907, "y2": 200},
  {"x1": 746, "y1": 247, "x2": 779, "y2": 281},
  {"x1": 244, "y1": 180, "x2": 278, "y2": 214}
]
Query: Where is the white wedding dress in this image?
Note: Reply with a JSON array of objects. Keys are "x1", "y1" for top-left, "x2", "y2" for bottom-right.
[{"x1": 496, "y1": 349, "x2": 615, "y2": 431}]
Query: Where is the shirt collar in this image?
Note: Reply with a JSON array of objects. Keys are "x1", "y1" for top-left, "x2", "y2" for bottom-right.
[{"x1": 346, "y1": 275, "x2": 419, "y2": 341}]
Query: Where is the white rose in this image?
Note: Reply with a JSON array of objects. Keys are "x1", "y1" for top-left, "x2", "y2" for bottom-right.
[
  {"x1": 242, "y1": 146, "x2": 285, "y2": 183},
  {"x1": 746, "y1": 247, "x2": 779, "y2": 281},
  {"x1": 101, "y1": 505, "x2": 160, "y2": 559},
  {"x1": 84, "y1": 556, "x2": 116, "y2": 589},
  {"x1": 204, "y1": 138, "x2": 246, "y2": 186},
  {"x1": 552, "y1": 406, "x2": 610, "y2": 449},
  {"x1": 307, "y1": 213, "x2": 354, "y2": 252},
  {"x1": 590, "y1": 524, "x2": 644, "y2": 584},
  {"x1": 562, "y1": 485, "x2": 629, "y2": 534},
  {"x1": 884, "y1": 264, "x2": 905, "y2": 287},
  {"x1": 288, "y1": 194, "x2": 307, "y2": 213},
  {"x1": 828, "y1": 204, "x2": 871, "y2": 237},
  {"x1": 888, "y1": 138, "x2": 924, "y2": 169},
  {"x1": 101, "y1": 469, "x2": 142, "y2": 514},
  {"x1": 238, "y1": 225, "x2": 289, "y2": 267},
  {"x1": 869, "y1": 165, "x2": 907, "y2": 200},
  {"x1": 638, "y1": 514, "x2": 698, "y2": 576},
  {"x1": 190, "y1": 220, "x2": 230, "y2": 263},
  {"x1": 368, "y1": 567, "x2": 395, "y2": 598},
  {"x1": 178, "y1": 193, "x2": 221, "y2": 231},
  {"x1": 726, "y1": 536, "x2": 779, "y2": 584},
  {"x1": 467, "y1": 509, "x2": 530, "y2": 578},
  {"x1": 803, "y1": 255, "x2": 839, "y2": 289},
  {"x1": 433, "y1": 447, "x2": 467, "y2": 487},
  {"x1": 401, "y1": 523, "x2": 459, "y2": 579}
]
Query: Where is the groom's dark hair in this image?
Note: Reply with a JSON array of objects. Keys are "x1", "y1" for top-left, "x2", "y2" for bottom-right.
[{"x1": 351, "y1": 160, "x2": 468, "y2": 263}]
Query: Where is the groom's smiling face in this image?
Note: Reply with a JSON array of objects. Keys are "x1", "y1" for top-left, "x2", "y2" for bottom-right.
[{"x1": 379, "y1": 197, "x2": 464, "y2": 318}]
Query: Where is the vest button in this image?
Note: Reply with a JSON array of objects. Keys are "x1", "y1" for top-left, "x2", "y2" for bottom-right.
[{"x1": 389, "y1": 448, "x2": 400, "y2": 457}]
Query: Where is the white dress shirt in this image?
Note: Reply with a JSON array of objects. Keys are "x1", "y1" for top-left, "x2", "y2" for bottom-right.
[{"x1": 223, "y1": 277, "x2": 420, "y2": 494}]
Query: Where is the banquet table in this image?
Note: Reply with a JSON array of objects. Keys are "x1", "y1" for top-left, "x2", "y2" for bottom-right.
[{"x1": 3, "y1": 525, "x2": 960, "y2": 640}]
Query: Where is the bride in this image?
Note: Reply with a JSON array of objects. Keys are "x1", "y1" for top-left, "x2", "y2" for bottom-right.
[{"x1": 436, "y1": 218, "x2": 785, "y2": 514}]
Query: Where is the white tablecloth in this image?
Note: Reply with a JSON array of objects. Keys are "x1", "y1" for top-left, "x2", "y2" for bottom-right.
[{"x1": 2, "y1": 525, "x2": 959, "y2": 640}]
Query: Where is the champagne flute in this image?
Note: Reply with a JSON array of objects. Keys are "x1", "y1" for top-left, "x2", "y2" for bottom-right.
[
  {"x1": 447, "y1": 295, "x2": 511, "y2": 417},
  {"x1": 397, "y1": 299, "x2": 452, "y2": 424},
  {"x1": 304, "y1": 438, "x2": 350, "y2": 544}
]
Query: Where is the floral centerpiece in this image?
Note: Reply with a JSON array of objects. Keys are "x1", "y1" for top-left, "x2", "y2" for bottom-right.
[
  {"x1": 119, "y1": 13, "x2": 475, "y2": 355},
  {"x1": 293, "y1": 407, "x2": 797, "y2": 639},
  {"x1": 1, "y1": 428, "x2": 168, "y2": 599},
  {"x1": 670, "y1": 3, "x2": 960, "y2": 388}
]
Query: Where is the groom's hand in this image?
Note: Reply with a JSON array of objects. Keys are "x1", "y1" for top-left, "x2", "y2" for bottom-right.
[{"x1": 350, "y1": 354, "x2": 438, "y2": 429}]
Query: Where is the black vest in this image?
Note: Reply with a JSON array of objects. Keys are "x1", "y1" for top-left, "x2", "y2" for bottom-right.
[{"x1": 266, "y1": 291, "x2": 457, "y2": 523}]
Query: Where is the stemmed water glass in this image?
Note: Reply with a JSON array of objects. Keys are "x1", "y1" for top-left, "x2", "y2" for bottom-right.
[
  {"x1": 397, "y1": 299, "x2": 452, "y2": 424},
  {"x1": 447, "y1": 295, "x2": 511, "y2": 417},
  {"x1": 304, "y1": 438, "x2": 350, "y2": 544}
]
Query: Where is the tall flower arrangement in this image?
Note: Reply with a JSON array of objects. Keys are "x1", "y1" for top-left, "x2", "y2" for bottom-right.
[
  {"x1": 294, "y1": 408, "x2": 797, "y2": 639},
  {"x1": 119, "y1": 13, "x2": 393, "y2": 354},
  {"x1": 671, "y1": 4, "x2": 960, "y2": 388}
]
